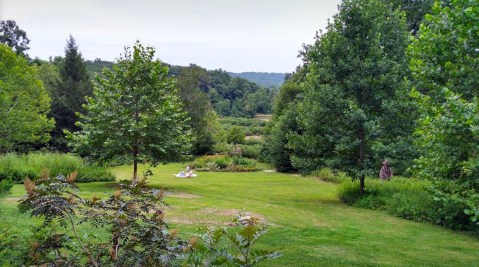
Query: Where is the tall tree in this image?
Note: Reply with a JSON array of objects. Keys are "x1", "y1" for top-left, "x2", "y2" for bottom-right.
[
  {"x1": 69, "y1": 41, "x2": 192, "y2": 185},
  {"x1": 176, "y1": 64, "x2": 219, "y2": 155},
  {"x1": 263, "y1": 71, "x2": 304, "y2": 172},
  {"x1": 0, "y1": 44, "x2": 54, "y2": 153},
  {"x1": 409, "y1": 0, "x2": 479, "y2": 181},
  {"x1": 50, "y1": 35, "x2": 93, "y2": 151},
  {"x1": 290, "y1": 0, "x2": 415, "y2": 193},
  {"x1": 0, "y1": 20, "x2": 30, "y2": 57}
]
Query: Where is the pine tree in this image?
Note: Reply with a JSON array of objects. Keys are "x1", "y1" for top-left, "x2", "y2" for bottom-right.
[{"x1": 50, "y1": 35, "x2": 93, "y2": 151}]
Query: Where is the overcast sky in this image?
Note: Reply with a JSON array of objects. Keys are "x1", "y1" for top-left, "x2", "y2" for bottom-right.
[{"x1": 0, "y1": 0, "x2": 341, "y2": 73}]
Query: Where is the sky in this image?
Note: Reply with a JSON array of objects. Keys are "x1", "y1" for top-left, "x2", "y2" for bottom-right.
[{"x1": 0, "y1": 0, "x2": 342, "y2": 73}]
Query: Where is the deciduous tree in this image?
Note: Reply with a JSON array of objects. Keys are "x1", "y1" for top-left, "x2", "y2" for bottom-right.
[
  {"x1": 409, "y1": 0, "x2": 479, "y2": 181},
  {"x1": 290, "y1": 0, "x2": 415, "y2": 193},
  {"x1": 0, "y1": 44, "x2": 54, "y2": 153},
  {"x1": 69, "y1": 41, "x2": 192, "y2": 184},
  {"x1": 0, "y1": 20, "x2": 30, "y2": 57}
]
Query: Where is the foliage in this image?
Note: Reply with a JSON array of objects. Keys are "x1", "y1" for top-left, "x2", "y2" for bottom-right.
[
  {"x1": 409, "y1": 0, "x2": 479, "y2": 181},
  {"x1": 169, "y1": 66, "x2": 277, "y2": 118},
  {"x1": 0, "y1": 44, "x2": 54, "y2": 153},
  {"x1": 192, "y1": 155, "x2": 262, "y2": 172},
  {"x1": 185, "y1": 213, "x2": 282, "y2": 266},
  {"x1": 337, "y1": 177, "x2": 478, "y2": 231},
  {"x1": 49, "y1": 35, "x2": 93, "y2": 152},
  {"x1": 226, "y1": 126, "x2": 246, "y2": 144},
  {"x1": 390, "y1": 0, "x2": 435, "y2": 35},
  {"x1": 176, "y1": 64, "x2": 220, "y2": 155},
  {"x1": 17, "y1": 173, "x2": 187, "y2": 266},
  {"x1": 76, "y1": 166, "x2": 115, "y2": 183},
  {"x1": 289, "y1": 0, "x2": 416, "y2": 193},
  {"x1": 0, "y1": 226, "x2": 26, "y2": 265},
  {"x1": 311, "y1": 168, "x2": 349, "y2": 184},
  {"x1": 69, "y1": 41, "x2": 193, "y2": 184},
  {"x1": 0, "y1": 152, "x2": 114, "y2": 183},
  {"x1": 0, "y1": 20, "x2": 30, "y2": 57},
  {"x1": 263, "y1": 102, "x2": 299, "y2": 173},
  {"x1": 262, "y1": 70, "x2": 305, "y2": 173},
  {"x1": 236, "y1": 144, "x2": 262, "y2": 160},
  {"x1": 409, "y1": 0, "x2": 479, "y2": 102},
  {"x1": 408, "y1": 0, "x2": 479, "y2": 226},
  {"x1": 0, "y1": 179, "x2": 13, "y2": 195}
]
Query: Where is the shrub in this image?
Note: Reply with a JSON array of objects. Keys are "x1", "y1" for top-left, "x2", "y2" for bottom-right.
[
  {"x1": 226, "y1": 126, "x2": 246, "y2": 144},
  {"x1": 0, "y1": 179, "x2": 14, "y2": 195},
  {"x1": 237, "y1": 144, "x2": 262, "y2": 159},
  {"x1": 215, "y1": 156, "x2": 231, "y2": 169},
  {"x1": 18, "y1": 174, "x2": 186, "y2": 266},
  {"x1": 232, "y1": 157, "x2": 256, "y2": 167},
  {"x1": 185, "y1": 213, "x2": 282, "y2": 266},
  {"x1": 192, "y1": 155, "x2": 262, "y2": 172}
]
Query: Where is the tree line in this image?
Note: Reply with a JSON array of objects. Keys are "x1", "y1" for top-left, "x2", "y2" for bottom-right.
[{"x1": 0, "y1": 21, "x2": 277, "y2": 156}]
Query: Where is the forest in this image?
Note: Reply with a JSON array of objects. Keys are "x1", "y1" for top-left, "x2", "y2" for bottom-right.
[{"x1": 1, "y1": 0, "x2": 479, "y2": 266}]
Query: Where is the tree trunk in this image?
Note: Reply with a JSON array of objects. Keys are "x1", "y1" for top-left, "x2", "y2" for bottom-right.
[
  {"x1": 358, "y1": 127, "x2": 365, "y2": 195},
  {"x1": 132, "y1": 159, "x2": 138, "y2": 186},
  {"x1": 132, "y1": 146, "x2": 139, "y2": 186},
  {"x1": 359, "y1": 174, "x2": 365, "y2": 195}
]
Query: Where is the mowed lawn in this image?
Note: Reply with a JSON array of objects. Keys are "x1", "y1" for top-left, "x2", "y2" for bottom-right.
[{"x1": 2, "y1": 162, "x2": 479, "y2": 266}]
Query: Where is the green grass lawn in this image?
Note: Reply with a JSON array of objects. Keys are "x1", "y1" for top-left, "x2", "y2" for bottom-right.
[{"x1": 2, "y1": 162, "x2": 479, "y2": 266}]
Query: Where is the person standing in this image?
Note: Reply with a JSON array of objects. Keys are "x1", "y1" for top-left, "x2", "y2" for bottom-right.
[{"x1": 379, "y1": 160, "x2": 393, "y2": 180}]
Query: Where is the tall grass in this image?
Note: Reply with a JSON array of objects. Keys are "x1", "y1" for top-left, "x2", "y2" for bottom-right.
[
  {"x1": 0, "y1": 152, "x2": 114, "y2": 183},
  {"x1": 337, "y1": 177, "x2": 476, "y2": 231}
]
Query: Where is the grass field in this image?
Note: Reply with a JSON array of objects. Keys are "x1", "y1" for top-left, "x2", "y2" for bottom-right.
[{"x1": 2, "y1": 162, "x2": 479, "y2": 266}]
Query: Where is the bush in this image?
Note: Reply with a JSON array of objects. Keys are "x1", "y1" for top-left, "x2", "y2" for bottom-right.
[
  {"x1": 185, "y1": 213, "x2": 282, "y2": 266},
  {"x1": 17, "y1": 174, "x2": 186, "y2": 266},
  {"x1": 192, "y1": 155, "x2": 262, "y2": 172},
  {"x1": 0, "y1": 179, "x2": 14, "y2": 195},
  {"x1": 226, "y1": 126, "x2": 246, "y2": 144},
  {"x1": 237, "y1": 144, "x2": 262, "y2": 159}
]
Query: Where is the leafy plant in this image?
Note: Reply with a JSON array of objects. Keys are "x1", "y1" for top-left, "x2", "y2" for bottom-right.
[
  {"x1": 0, "y1": 179, "x2": 13, "y2": 195},
  {"x1": 18, "y1": 172, "x2": 187, "y2": 266},
  {"x1": 185, "y1": 213, "x2": 282, "y2": 266}
]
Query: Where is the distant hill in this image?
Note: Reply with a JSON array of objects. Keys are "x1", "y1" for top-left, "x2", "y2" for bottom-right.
[
  {"x1": 84, "y1": 61, "x2": 277, "y2": 117},
  {"x1": 229, "y1": 72, "x2": 287, "y2": 88}
]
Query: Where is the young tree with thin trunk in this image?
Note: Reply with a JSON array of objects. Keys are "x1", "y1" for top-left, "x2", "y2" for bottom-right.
[{"x1": 69, "y1": 41, "x2": 192, "y2": 185}]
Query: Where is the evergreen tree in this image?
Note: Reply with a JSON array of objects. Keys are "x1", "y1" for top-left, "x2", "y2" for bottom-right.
[{"x1": 50, "y1": 35, "x2": 93, "y2": 151}]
